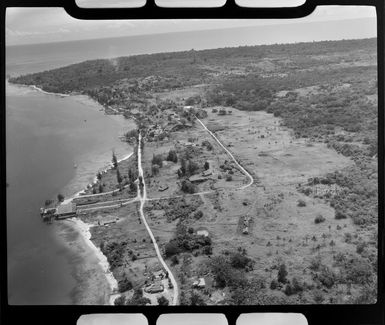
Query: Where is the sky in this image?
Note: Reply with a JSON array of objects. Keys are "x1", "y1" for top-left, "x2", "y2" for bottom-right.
[
  {"x1": 77, "y1": 314, "x2": 148, "y2": 325},
  {"x1": 157, "y1": 313, "x2": 228, "y2": 325},
  {"x1": 6, "y1": 5, "x2": 376, "y2": 46},
  {"x1": 237, "y1": 314, "x2": 308, "y2": 325}
]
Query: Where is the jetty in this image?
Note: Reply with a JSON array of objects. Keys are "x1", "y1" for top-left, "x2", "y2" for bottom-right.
[{"x1": 40, "y1": 202, "x2": 77, "y2": 222}]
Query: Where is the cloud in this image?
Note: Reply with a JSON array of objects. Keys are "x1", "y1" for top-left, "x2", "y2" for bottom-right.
[{"x1": 5, "y1": 6, "x2": 377, "y2": 46}]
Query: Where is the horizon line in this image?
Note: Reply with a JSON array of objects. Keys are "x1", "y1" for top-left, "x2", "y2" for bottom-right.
[{"x1": 6, "y1": 16, "x2": 376, "y2": 47}]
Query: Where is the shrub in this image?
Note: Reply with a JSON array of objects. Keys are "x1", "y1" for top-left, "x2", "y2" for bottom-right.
[
  {"x1": 230, "y1": 253, "x2": 252, "y2": 269},
  {"x1": 270, "y1": 279, "x2": 278, "y2": 290},
  {"x1": 203, "y1": 245, "x2": 213, "y2": 255},
  {"x1": 114, "y1": 295, "x2": 126, "y2": 305},
  {"x1": 277, "y1": 264, "x2": 288, "y2": 283},
  {"x1": 226, "y1": 175, "x2": 233, "y2": 181},
  {"x1": 318, "y1": 266, "x2": 335, "y2": 289},
  {"x1": 165, "y1": 241, "x2": 179, "y2": 257},
  {"x1": 57, "y1": 193, "x2": 65, "y2": 202},
  {"x1": 171, "y1": 255, "x2": 179, "y2": 265},
  {"x1": 181, "y1": 180, "x2": 197, "y2": 194},
  {"x1": 297, "y1": 199, "x2": 306, "y2": 207},
  {"x1": 118, "y1": 276, "x2": 133, "y2": 292},
  {"x1": 167, "y1": 150, "x2": 178, "y2": 163},
  {"x1": 202, "y1": 140, "x2": 213, "y2": 150},
  {"x1": 356, "y1": 242, "x2": 366, "y2": 254},
  {"x1": 188, "y1": 160, "x2": 199, "y2": 175},
  {"x1": 309, "y1": 257, "x2": 322, "y2": 271},
  {"x1": 193, "y1": 210, "x2": 203, "y2": 220},
  {"x1": 346, "y1": 258, "x2": 373, "y2": 285},
  {"x1": 335, "y1": 209, "x2": 347, "y2": 219},
  {"x1": 152, "y1": 154, "x2": 163, "y2": 167},
  {"x1": 157, "y1": 296, "x2": 169, "y2": 306},
  {"x1": 284, "y1": 283, "x2": 294, "y2": 296},
  {"x1": 151, "y1": 164, "x2": 160, "y2": 176},
  {"x1": 313, "y1": 290, "x2": 325, "y2": 303},
  {"x1": 314, "y1": 214, "x2": 326, "y2": 224},
  {"x1": 292, "y1": 277, "x2": 304, "y2": 293}
]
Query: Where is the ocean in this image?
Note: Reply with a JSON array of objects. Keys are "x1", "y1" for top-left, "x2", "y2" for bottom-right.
[{"x1": 6, "y1": 79, "x2": 134, "y2": 304}]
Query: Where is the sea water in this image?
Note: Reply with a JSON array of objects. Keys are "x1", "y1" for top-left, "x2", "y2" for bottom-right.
[{"x1": 6, "y1": 80, "x2": 134, "y2": 304}]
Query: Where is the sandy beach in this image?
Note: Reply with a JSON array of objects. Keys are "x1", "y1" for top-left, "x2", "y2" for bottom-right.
[
  {"x1": 61, "y1": 152, "x2": 133, "y2": 205},
  {"x1": 56, "y1": 152, "x2": 135, "y2": 305},
  {"x1": 55, "y1": 219, "x2": 114, "y2": 304}
]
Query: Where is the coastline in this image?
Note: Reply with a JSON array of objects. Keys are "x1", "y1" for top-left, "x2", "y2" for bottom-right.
[
  {"x1": 66, "y1": 218, "x2": 118, "y2": 303},
  {"x1": 30, "y1": 85, "x2": 71, "y2": 97},
  {"x1": 14, "y1": 79, "x2": 135, "y2": 305},
  {"x1": 8, "y1": 77, "x2": 133, "y2": 305},
  {"x1": 55, "y1": 219, "x2": 114, "y2": 305},
  {"x1": 58, "y1": 149, "x2": 134, "y2": 305},
  {"x1": 61, "y1": 152, "x2": 134, "y2": 205}
]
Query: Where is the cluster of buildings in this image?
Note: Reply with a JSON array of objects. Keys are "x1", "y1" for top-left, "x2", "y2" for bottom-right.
[
  {"x1": 40, "y1": 202, "x2": 77, "y2": 222},
  {"x1": 144, "y1": 269, "x2": 169, "y2": 294}
]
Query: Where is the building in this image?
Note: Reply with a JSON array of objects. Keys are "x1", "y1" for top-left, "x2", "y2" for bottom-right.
[
  {"x1": 189, "y1": 175, "x2": 209, "y2": 183},
  {"x1": 144, "y1": 282, "x2": 164, "y2": 294},
  {"x1": 98, "y1": 215, "x2": 119, "y2": 226},
  {"x1": 196, "y1": 228, "x2": 209, "y2": 237},
  {"x1": 55, "y1": 202, "x2": 77, "y2": 219},
  {"x1": 192, "y1": 278, "x2": 206, "y2": 288},
  {"x1": 202, "y1": 169, "x2": 213, "y2": 177},
  {"x1": 158, "y1": 184, "x2": 169, "y2": 192},
  {"x1": 153, "y1": 269, "x2": 166, "y2": 280}
]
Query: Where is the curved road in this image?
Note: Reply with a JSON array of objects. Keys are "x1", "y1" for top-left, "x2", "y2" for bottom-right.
[
  {"x1": 137, "y1": 133, "x2": 179, "y2": 305},
  {"x1": 196, "y1": 117, "x2": 254, "y2": 190}
]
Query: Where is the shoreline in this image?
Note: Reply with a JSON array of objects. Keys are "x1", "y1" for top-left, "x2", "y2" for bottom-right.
[
  {"x1": 58, "y1": 152, "x2": 134, "y2": 305},
  {"x1": 30, "y1": 85, "x2": 71, "y2": 97},
  {"x1": 61, "y1": 152, "x2": 134, "y2": 205},
  {"x1": 66, "y1": 217, "x2": 118, "y2": 304},
  {"x1": 10, "y1": 80, "x2": 135, "y2": 305}
]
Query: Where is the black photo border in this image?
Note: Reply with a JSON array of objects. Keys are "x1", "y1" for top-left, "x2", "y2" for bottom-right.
[{"x1": 0, "y1": 0, "x2": 383, "y2": 324}]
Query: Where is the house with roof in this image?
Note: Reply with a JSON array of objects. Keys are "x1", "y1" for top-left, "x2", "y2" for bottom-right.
[
  {"x1": 158, "y1": 184, "x2": 169, "y2": 192},
  {"x1": 144, "y1": 282, "x2": 164, "y2": 294},
  {"x1": 55, "y1": 202, "x2": 77, "y2": 219},
  {"x1": 192, "y1": 278, "x2": 206, "y2": 288},
  {"x1": 189, "y1": 175, "x2": 209, "y2": 184}
]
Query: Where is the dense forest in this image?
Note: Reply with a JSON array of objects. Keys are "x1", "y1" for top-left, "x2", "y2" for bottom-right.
[{"x1": 9, "y1": 38, "x2": 376, "y2": 95}]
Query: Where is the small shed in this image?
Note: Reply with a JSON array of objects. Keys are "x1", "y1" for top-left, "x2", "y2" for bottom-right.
[
  {"x1": 192, "y1": 278, "x2": 206, "y2": 288},
  {"x1": 153, "y1": 269, "x2": 165, "y2": 280},
  {"x1": 144, "y1": 282, "x2": 164, "y2": 294},
  {"x1": 202, "y1": 169, "x2": 213, "y2": 177},
  {"x1": 196, "y1": 228, "x2": 209, "y2": 237},
  {"x1": 98, "y1": 215, "x2": 119, "y2": 226},
  {"x1": 189, "y1": 175, "x2": 208, "y2": 183},
  {"x1": 158, "y1": 184, "x2": 169, "y2": 192}
]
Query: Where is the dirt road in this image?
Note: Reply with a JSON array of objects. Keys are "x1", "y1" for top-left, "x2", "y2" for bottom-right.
[
  {"x1": 196, "y1": 117, "x2": 254, "y2": 190},
  {"x1": 137, "y1": 133, "x2": 179, "y2": 305}
]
